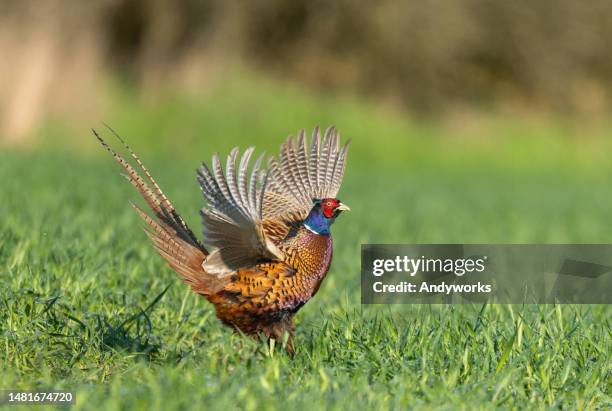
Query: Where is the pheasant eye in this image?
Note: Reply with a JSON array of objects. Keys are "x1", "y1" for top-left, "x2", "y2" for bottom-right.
[{"x1": 325, "y1": 201, "x2": 332, "y2": 207}]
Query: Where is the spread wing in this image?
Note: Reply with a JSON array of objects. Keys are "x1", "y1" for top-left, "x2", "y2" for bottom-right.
[
  {"x1": 262, "y1": 126, "x2": 350, "y2": 242},
  {"x1": 197, "y1": 147, "x2": 285, "y2": 275},
  {"x1": 197, "y1": 126, "x2": 350, "y2": 272}
]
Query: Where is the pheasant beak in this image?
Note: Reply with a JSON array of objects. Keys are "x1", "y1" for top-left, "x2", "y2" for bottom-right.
[{"x1": 337, "y1": 202, "x2": 351, "y2": 212}]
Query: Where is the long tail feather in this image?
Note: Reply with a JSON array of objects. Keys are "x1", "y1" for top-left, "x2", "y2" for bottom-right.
[
  {"x1": 99, "y1": 125, "x2": 203, "y2": 250},
  {"x1": 93, "y1": 129, "x2": 228, "y2": 295}
]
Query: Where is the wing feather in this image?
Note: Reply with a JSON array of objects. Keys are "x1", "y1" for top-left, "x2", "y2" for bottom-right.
[
  {"x1": 309, "y1": 127, "x2": 321, "y2": 196},
  {"x1": 238, "y1": 147, "x2": 255, "y2": 217},
  {"x1": 249, "y1": 153, "x2": 265, "y2": 212},
  {"x1": 264, "y1": 126, "x2": 350, "y2": 221},
  {"x1": 280, "y1": 137, "x2": 308, "y2": 203},
  {"x1": 296, "y1": 130, "x2": 311, "y2": 194},
  {"x1": 198, "y1": 148, "x2": 284, "y2": 275}
]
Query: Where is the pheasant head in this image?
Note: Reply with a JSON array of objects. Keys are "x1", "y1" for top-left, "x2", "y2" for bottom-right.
[{"x1": 303, "y1": 198, "x2": 350, "y2": 235}]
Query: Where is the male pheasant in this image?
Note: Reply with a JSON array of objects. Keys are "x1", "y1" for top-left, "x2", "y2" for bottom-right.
[{"x1": 94, "y1": 127, "x2": 350, "y2": 353}]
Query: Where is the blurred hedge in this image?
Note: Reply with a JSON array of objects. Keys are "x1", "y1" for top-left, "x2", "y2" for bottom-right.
[
  {"x1": 2, "y1": 0, "x2": 612, "y2": 140},
  {"x1": 103, "y1": 0, "x2": 612, "y2": 112}
]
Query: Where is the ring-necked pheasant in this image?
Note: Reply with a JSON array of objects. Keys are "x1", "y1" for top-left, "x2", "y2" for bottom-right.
[{"x1": 94, "y1": 127, "x2": 350, "y2": 353}]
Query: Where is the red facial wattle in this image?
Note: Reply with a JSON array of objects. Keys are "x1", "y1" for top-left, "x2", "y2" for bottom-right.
[{"x1": 321, "y1": 198, "x2": 340, "y2": 218}]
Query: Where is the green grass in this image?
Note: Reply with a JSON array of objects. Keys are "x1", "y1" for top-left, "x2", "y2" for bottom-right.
[{"x1": 1, "y1": 77, "x2": 611, "y2": 410}]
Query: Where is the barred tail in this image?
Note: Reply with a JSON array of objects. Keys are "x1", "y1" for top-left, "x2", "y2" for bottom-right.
[{"x1": 93, "y1": 127, "x2": 226, "y2": 295}]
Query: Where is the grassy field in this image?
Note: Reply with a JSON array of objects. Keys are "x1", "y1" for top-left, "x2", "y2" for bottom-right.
[{"x1": 1, "y1": 78, "x2": 611, "y2": 410}]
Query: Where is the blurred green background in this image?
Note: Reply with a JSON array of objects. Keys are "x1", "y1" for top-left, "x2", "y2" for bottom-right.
[
  {"x1": 1, "y1": 1, "x2": 611, "y2": 410},
  {"x1": 3, "y1": 0, "x2": 612, "y2": 144}
]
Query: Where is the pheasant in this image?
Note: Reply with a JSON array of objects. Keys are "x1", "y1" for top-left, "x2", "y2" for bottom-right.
[{"x1": 94, "y1": 126, "x2": 350, "y2": 353}]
